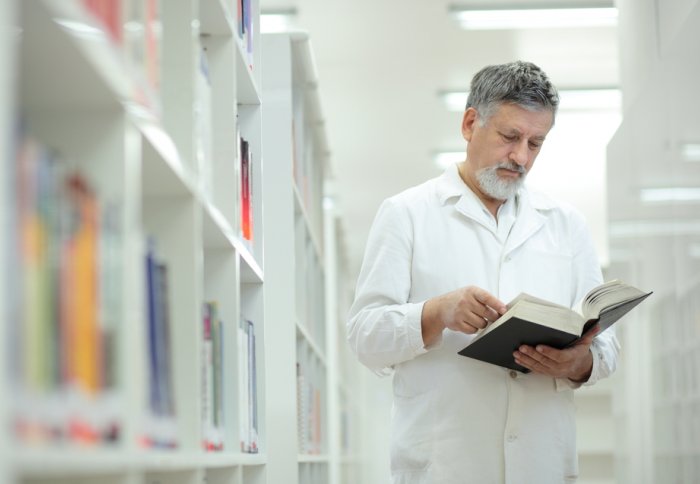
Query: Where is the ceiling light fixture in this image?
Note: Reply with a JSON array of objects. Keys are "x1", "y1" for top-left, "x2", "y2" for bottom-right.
[
  {"x1": 260, "y1": 8, "x2": 298, "y2": 33},
  {"x1": 640, "y1": 187, "x2": 700, "y2": 203},
  {"x1": 681, "y1": 143, "x2": 700, "y2": 162},
  {"x1": 449, "y1": 2, "x2": 618, "y2": 30},
  {"x1": 438, "y1": 88, "x2": 621, "y2": 112}
]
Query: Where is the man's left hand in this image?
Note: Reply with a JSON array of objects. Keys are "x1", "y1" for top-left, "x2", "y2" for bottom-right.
[{"x1": 513, "y1": 326, "x2": 599, "y2": 382}]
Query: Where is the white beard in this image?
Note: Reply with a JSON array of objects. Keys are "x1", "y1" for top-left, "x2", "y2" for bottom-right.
[{"x1": 476, "y1": 162, "x2": 525, "y2": 200}]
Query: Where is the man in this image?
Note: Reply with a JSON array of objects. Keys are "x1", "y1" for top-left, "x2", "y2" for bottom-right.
[{"x1": 347, "y1": 61, "x2": 619, "y2": 484}]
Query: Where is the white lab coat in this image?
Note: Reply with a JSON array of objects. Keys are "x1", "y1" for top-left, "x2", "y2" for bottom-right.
[{"x1": 347, "y1": 164, "x2": 619, "y2": 484}]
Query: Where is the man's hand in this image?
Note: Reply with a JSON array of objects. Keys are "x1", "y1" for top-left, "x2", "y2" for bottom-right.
[
  {"x1": 513, "y1": 326, "x2": 600, "y2": 382},
  {"x1": 422, "y1": 286, "x2": 507, "y2": 346}
]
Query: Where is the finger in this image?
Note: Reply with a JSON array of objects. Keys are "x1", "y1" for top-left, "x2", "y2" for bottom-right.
[
  {"x1": 578, "y1": 325, "x2": 600, "y2": 345},
  {"x1": 465, "y1": 313, "x2": 488, "y2": 330},
  {"x1": 455, "y1": 320, "x2": 480, "y2": 335},
  {"x1": 473, "y1": 288, "x2": 507, "y2": 314},
  {"x1": 520, "y1": 345, "x2": 559, "y2": 368},
  {"x1": 515, "y1": 347, "x2": 566, "y2": 376},
  {"x1": 482, "y1": 305, "x2": 501, "y2": 323},
  {"x1": 513, "y1": 350, "x2": 549, "y2": 374}
]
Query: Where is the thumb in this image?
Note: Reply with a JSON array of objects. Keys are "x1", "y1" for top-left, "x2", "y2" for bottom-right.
[{"x1": 579, "y1": 324, "x2": 600, "y2": 345}]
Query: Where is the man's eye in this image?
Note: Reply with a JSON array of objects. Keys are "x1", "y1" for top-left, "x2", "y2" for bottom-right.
[
  {"x1": 529, "y1": 142, "x2": 542, "y2": 149},
  {"x1": 502, "y1": 134, "x2": 516, "y2": 142}
]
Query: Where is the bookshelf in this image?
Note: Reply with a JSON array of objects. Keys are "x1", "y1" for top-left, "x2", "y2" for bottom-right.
[
  {"x1": 4, "y1": 0, "x2": 268, "y2": 483},
  {"x1": 260, "y1": 31, "x2": 362, "y2": 484},
  {"x1": 260, "y1": 31, "x2": 328, "y2": 484},
  {"x1": 0, "y1": 1, "x2": 15, "y2": 481}
]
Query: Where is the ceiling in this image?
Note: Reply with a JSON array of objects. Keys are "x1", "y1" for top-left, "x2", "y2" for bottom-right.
[{"x1": 259, "y1": 0, "x2": 621, "y2": 280}]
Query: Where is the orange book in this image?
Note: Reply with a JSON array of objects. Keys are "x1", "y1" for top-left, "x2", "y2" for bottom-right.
[{"x1": 67, "y1": 176, "x2": 101, "y2": 396}]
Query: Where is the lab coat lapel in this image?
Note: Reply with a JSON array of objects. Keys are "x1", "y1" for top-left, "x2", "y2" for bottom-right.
[
  {"x1": 504, "y1": 191, "x2": 546, "y2": 256},
  {"x1": 454, "y1": 195, "x2": 495, "y2": 233}
]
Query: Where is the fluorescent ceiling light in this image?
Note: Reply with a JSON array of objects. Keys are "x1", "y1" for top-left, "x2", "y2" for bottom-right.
[
  {"x1": 609, "y1": 220, "x2": 700, "y2": 238},
  {"x1": 439, "y1": 88, "x2": 621, "y2": 112},
  {"x1": 640, "y1": 187, "x2": 700, "y2": 203},
  {"x1": 449, "y1": 3, "x2": 618, "y2": 30},
  {"x1": 261, "y1": 9, "x2": 297, "y2": 33},
  {"x1": 681, "y1": 143, "x2": 700, "y2": 162},
  {"x1": 434, "y1": 151, "x2": 464, "y2": 169}
]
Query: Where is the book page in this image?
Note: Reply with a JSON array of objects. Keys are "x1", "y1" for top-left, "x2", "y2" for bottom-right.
[{"x1": 582, "y1": 280, "x2": 649, "y2": 320}]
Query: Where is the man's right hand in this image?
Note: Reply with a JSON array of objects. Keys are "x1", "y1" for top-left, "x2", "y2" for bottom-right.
[{"x1": 421, "y1": 286, "x2": 507, "y2": 346}]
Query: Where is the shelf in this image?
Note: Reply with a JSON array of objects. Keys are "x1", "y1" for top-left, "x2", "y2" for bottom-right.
[
  {"x1": 237, "y1": 236, "x2": 264, "y2": 283},
  {"x1": 13, "y1": 447, "x2": 132, "y2": 477},
  {"x1": 144, "y1": 451, "x2": 267, "y2": 470},
  {"x1": 297, "y1": 321, "x2": 327, "y2": 368},
  {"x1": 293, "y1": 183, "x2": 324, "y2": 268},
  {"x1": 298, "y1": 454, "x2": 329, "y2": 464},
  {"x1": 13, "y1": 447, "x2": 270, "y2": 476},
  {"x1": 200, "y1": 201, "x2": 264, "y2": 284},
  {"x1": 6, "y1": 3, "x2": 362, "y2": 482},
  {"x1": 235, "y1": 39, "x2": 260, "y2": 106},
  {"x1": 136, "y1": 110, "x2": 195, "y2": 199},
  {"x1": 20, "y1": 0, "x2": 131, "y2": 112},
  {"x1": 199, "y1": 0, "x2": 235, "y2": 36}
]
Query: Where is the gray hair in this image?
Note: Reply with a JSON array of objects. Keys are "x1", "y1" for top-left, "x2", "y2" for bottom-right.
[{"x1": 466, "y1": 61, "x2": 559, "y2": 125}]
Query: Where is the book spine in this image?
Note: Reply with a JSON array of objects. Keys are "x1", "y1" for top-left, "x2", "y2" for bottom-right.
[
  {"x1": 247, "y1": 319, "x2": 257, "y2": 453},
  {"x1": 142, "y1": 243, "x2": 177, "y2": 449},
  {"x1": 238, "y1": 318, "x2": 249, "y2": 452},
  {"x1": 240, "y1": 137, "x2": 251, "y2": 244},
  {"x1": 201, "y1": 302, "x2": 213, "y2": 450}
]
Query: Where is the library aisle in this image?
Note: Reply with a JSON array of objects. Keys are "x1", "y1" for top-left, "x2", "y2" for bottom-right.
[{"x1": 1, "y1": 1, "x2": 365, "y2": 484}]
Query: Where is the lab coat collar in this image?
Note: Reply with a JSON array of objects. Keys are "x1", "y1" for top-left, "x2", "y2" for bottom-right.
[{"x1": 436, "y1": 163, "x2": 556, "y2": 253}]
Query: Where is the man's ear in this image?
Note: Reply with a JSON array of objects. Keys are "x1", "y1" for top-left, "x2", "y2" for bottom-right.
[{"x1": 461, "y1": 107, "x2": 478, "y2": 142}]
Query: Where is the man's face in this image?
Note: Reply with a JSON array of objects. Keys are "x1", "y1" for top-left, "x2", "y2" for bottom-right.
[{"x1": 461, "y1": 103, "x2": 554, "y2": 201}]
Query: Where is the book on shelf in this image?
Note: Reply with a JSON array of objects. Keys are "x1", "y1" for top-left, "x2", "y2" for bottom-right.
[
  {"x1": 458, "y1": 280, "x2": 653, "y2": 372},
  {"x1": 12, "y1": 124, "x2": 122, "y2": 446},
  {"x1": 123, "y1": 0, "x2": 161, "y2": 111},
  {"x1": 143, "y1": 240, "x2": 177, "y2": 448},
  {"x1": 81, "y1": 0, "x2": 123, "y2": 45},
  {"x1": 296, "y1": 359, "x2": 322, "y2": 454},
  {"x1": 239, "y1": 135, "x2": 254, "y2": 249},
  {"x1": 202, "y1": 301, "x2": 224, "y2": 451},
  {"x1": 238, "y1": 318, "x2": 258, "y2": 453},
  {"x1": 237, "y1": 0, "x2": 254, "y2": 69},
  {"x1": 196, "y1": 45, "x2": 213, "y2": 198}
]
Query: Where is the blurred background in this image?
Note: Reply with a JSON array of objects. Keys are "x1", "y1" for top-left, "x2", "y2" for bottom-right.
[{"x1": 258, "y1": 0, "x2": 700, "y2": 482}]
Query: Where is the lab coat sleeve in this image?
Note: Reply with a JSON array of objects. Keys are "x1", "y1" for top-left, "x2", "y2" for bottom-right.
[
  {"x1": 557, "y1": 210, "x2": 620, "y2": 390},
  {"x1": 347, "y1": 197, "x2": 437, "y2": 375}
]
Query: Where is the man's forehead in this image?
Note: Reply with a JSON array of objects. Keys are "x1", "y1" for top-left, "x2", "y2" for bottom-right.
[{"x1": 490, "y1": 105, "x2": 553, "y2": 135}]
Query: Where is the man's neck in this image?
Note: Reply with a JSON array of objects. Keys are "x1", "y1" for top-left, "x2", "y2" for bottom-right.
[{"x1": 457, "y1": 163, "x2": 506, "y2": 219}]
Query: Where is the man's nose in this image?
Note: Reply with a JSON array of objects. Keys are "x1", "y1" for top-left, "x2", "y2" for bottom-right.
[{"x1": 509, "y1": 140, "x2": 529, "y2": 166}]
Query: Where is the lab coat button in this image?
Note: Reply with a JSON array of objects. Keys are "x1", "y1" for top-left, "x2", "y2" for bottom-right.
[
  {"x1": 507, "y1": 434, "x2": 517, "y2": 442},
  {"x1": 509, "y1": 370, "x2": 517, "y2": 379}
]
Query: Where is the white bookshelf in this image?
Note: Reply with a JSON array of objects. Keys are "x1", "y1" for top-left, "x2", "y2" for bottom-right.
[
  {"x1": 324, "y1": 200, "x2": 364, "y2": 484},
  {"x1": 4, "y1": 0, "x2": 267, "y2": 483},
  {"x1": 260, "y1": 31, "x2": 328, "y2": 484},
  {"x1": 0, "y1": 1, "x2": 16, "y2": 481},
  {"x1": 261, "y1": 31, "x2": 362, "y2": 484}
]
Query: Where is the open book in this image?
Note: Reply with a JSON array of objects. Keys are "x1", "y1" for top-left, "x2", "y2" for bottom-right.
[{"x1": 458, "y1": 280, "x2": 652, "y2": 372}]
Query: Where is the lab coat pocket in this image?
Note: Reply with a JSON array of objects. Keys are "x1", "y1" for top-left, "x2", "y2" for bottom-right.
[
  {"x1": 518, "y1": 248, "x2": 573, "y2": 307},
  {"x1": 391, "y1": 391, "x2": 434, "y2": 476}
]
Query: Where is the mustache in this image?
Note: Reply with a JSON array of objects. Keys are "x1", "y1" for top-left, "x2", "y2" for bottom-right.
[{"x1": 494, "y1": 161, "x2": 525, "y2": 174}]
